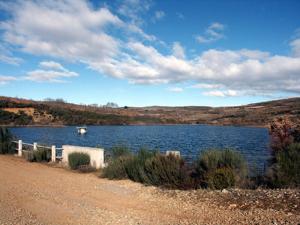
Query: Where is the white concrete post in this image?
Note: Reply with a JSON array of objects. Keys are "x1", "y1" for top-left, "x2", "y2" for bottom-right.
[
  {"x1": 51, "y1": 145, "x2": 56, "y2": 162},
  {"x1": 33, "y1": 142, "x2": 37, "y2": 151},
  {"x1": 18, "y1": 140, "x2": 22, "y2": 157}
]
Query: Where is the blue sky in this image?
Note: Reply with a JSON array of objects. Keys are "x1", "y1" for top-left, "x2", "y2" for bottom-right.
[{"x1": 0, "y1": 0, "x2": 300, "y2": 107}]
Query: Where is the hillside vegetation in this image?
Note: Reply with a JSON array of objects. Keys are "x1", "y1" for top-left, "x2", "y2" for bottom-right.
[{"x1": 0, "y1": 96, "x2": 299, "y2": 126}]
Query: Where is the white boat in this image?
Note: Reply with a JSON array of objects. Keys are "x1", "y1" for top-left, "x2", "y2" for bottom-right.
[{"x1": 77, "y1": 126, "x2": 87, "y2": 134}]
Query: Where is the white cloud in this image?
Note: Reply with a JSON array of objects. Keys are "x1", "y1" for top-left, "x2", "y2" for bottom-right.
[
  {"x1": 191, "y1": 83, "x2": 222, "y2": 89},
  {"x1": 290, "y1": 38, "x2": 300, "y2": 57},
  {"x1": 0, "y1": 54, "x2": 22, "y2": 65},
  {"x1": 117, "y1": 0, "x2": 152, "y2": 26},
  {"x1": 203, "y1": 90, "x2": 238, "y2": 97},
  {"x1": 167, "y1": 87, "x2": 183, "y2": 93},
  {"x1": 196, "y1": 22, "x2": 225, "y2": 44},
  {"x1": 127, "y1": 23, "x2": 157, "y2": 41},
  {"x1": 152, "y1": 10, "x2": 165, "y2": 22},
  {"x1": 0, "y1": 75, "x2": 17, "y2": 85},
  {"x1": 25, "y1": 61, "x2": 78, "y2": 82},
  {"x1": 2, "y1": 0, "x2": 122, "y2": 62},
  {"x1": 89, "y1": 40, "x2": 300, "y2": 94},
  {"x1": 172, "y1": 42, "x2": 185, "y2": 59},
  {"x1": 39, "y1": 61, "x2": 67, "y2": 71},
  {"x1": 0, "y1": 44, "x2": 22, "y2": 65}
]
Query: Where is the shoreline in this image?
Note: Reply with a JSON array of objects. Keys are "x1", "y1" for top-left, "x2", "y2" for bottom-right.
[{"x1": 2, "y1": 123, "x2": 269, "y2": 129}]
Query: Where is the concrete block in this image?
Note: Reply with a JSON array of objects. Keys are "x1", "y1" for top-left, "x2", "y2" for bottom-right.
[
  {"x1": 166, "y1": 150, "x2": 181, "y2": 157},
  {"x1": 62, "y1": 145, "x2": 104, "y2": 169}
]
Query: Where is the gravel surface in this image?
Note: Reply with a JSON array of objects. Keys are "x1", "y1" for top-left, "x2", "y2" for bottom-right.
[{"x1": 0, "y1": 155, "x2": 299, "y2": 225}]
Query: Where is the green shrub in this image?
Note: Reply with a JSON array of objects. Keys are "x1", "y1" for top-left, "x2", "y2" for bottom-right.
[
  {"x1": 196, "y1": 149, "x2": 248, "y2": 189},
  {"x1": 68, "y1": 152, "x2": 90, "y2": 170},
  {"x1": 34, "y1": 148, "x2": 51, "y2": 162},
  {"x1": 144, "y1": 154, "x2": 193, "y2": 189},
  {"x1": 266, "y1": 143, "x2": 300, "y2": 188},
  {"x1": 102, "y1": 156, "x2": 131, "y2": 179},
  {"x1": 23, "y1": 151, "x2": 34, "y2": 162},
  {"x1": 23, "y1": 148, "x2": 51, "y2": 162},
  {"x1": 0, "y1": 127, "x2": 14, "y2": 154},
  {"x1": 207, "y1": 167, "x2": 235, "y2": 189},
  {"x1": 107, "y1": 145, "x2": 131, "y2": 161},
  {"x1": 124, "y1": 148, "x2": 156, "y2": 183}
]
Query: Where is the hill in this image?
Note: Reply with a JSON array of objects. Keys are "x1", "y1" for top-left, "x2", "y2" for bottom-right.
[{"x1": 0, "y1": 96, "x2": 299, "y2": 127}]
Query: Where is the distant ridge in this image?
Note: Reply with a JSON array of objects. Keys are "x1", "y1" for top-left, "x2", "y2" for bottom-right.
[{"x1": 0, "y1": 96, "x2": 299, "y2": 127}]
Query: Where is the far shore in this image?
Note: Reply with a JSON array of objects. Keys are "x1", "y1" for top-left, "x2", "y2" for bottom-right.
[{"x1": 1, "y1": 123, "x2": 269, "y2": 129}]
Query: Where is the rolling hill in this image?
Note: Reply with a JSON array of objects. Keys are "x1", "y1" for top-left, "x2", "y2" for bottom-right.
[{"x1": 0, "y1": 96, "x2": 299, "y2": 127}]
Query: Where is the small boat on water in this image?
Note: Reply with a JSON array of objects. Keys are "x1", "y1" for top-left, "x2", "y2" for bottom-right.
[{"x1": 77, "y1": 126, "x2": 87, "y2": 134}]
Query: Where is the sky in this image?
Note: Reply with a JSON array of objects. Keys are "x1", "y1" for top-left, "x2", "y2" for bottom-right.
[{"x1": 0, "y1": 0, "x2": 300, "y2": 107}]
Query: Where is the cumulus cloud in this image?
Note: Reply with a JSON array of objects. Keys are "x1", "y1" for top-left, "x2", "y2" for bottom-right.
[
  {"x1": 39, "y1": 61, "x2": 67, "y2": 71},
  {"x1": 196, "y1": 22, "x2": 225, "y2": 43},
  {"x1": 172, "y1": 42, "x2": 185, "y2": 59},
  {"x1": 0, "y1": 54, "x2": 22, "y2": 65},
  {"x1": 191, "y1": 83, "x2": 222, "y2": 89},
  {"x1": 0, "y1": 75, "x2": 17, "y2": 85},
  {"x1": 203, "y1": 90, "x2": 238, "y2": 97},
  {"x1": 117, "y1": 0, "x2": 152, "y2": 26},
  {"x1": 1, "y1": 0, "x2": 122, "y2": 62},
  {"x1": 25, "y1": 61, "x2": 78, "y2": 82},
  {"x1": 290, "y1": 38, "x2": 300, "y2": 57},
  {"x1": 167, "y1": 87, "x2": 183, "y2": 93},
  {"x1": 89, "y1": 40, "x2": 300, "y2": 94},
  {"x1": 0, "y1": 44, "x2": 22, "y2": 65}
]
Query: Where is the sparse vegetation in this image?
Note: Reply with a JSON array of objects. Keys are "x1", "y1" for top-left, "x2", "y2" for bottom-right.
[
  {"x1": 266, "y1": 118, "x2": 300, "y2": 188},
  {"x1": 102, "y1": 156, "x2": 131, "y2": 179},
  {"x1": 1, "y1": 96, "x2": 300, "y2": 126},
  {"x1": 0, "y1": 109, "x2": 32, "y2": 125},
  {"x1": 195, "y1": 149, "x2": 248, "y2": 189},
  {"x1": 102, "y1": 146, "x2": 246, "y2": 190},
  {"x1": 68, "y1": 152, "x2": 90, "y2": 170},
  {"x1": 24, "y1": 148, "x2": 51, "y2": 162},
  {"x1": 207, "y1": 167, "x2": 235, "y2": 189},
  {"x1": 0, "y1": 127, "x2": 14, "y2": 154},
  {"x1": 144, "y1": 154, "x2": 193, "y2": 189}
]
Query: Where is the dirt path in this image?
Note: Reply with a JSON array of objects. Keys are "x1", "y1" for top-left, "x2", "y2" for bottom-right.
[{"x1": 0, "y1": 155, "x2": 299, "y2": 225}]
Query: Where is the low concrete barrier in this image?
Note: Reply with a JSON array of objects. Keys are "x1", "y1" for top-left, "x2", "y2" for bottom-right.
[
  {"x1": 166, "y1": 150, "x2": 181, "y2": 157},
  {"x1": 62, "y1": 145, "x2": 104, "y2": 169}
]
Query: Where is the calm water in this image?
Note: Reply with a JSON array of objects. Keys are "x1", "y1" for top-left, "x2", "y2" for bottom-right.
[{"x1": 10, "y1": 125, "x2": 270, "y2": 172}]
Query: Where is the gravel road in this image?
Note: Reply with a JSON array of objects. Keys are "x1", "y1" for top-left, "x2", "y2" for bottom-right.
[{"x1": 0, "y1": 155, "x2": 299, "y2": 225}]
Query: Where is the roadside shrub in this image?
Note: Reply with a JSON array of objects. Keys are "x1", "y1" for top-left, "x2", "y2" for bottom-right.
[
  {"x1": 266, "y1": 143, "x2": 300, "y2": 188},
  {"x1": 0, "y1": 127, "x2": 14, "y2": 154},
  {"x1": 195, "y1": 149, "x2": 248, "y2": 189},
  {"x1": 102, "y1": 156, "x2": 131, "y2": 179},
  {"x1": 266, "y1": 118, "x2": 300, "y2": 188},
  {"x1": 144, "y1": 154, "x2": 193, "y2": 189},
  {"x1": 207, "y1": 167, "x2": 235, "y2": 189},
  {"x1": 105, "y1": 145, "x2": 131, "y2": 163},
  {"x1": 23, "y1": 151, "x2": 34, "y2": 162},
  {"x1": 124, "y1": 148, "x2": 157, "y2": 184},
  {"x1": 103, "y1": 148, "x2": 156, "y2": 180},
  {"x1": 23, "y1": 148, "x2": 51, "y2": 162},
  {"x1": 33, "y1": 148, "x2": 51, "y2": 162},
  {"x1": 68, "y1": 152, "x2": 90, "y2": 170},
  {"x1": 269, "y1": 117, "x2": 294, "y2": 163}
]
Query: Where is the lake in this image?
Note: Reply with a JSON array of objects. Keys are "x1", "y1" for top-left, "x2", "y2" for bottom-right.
[{"x1": 10, "y1": 125, "x2": 270, "y2": 172}]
